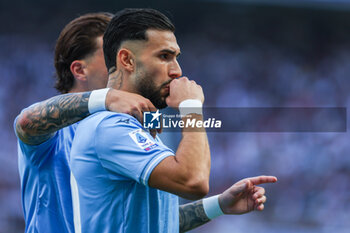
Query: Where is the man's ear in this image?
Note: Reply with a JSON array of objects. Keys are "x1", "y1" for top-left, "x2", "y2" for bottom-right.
[
  {"x1": 117, "y1": 48, "x2": 135, "y2": 72},
  {"x1": 70, "y1": 60, "x2": 87, "y2": 81}
]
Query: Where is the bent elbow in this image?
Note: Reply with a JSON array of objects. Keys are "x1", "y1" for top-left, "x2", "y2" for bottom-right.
[
  {"x1": 185, "y1": 179, "x2": 209, "y2": 200},
  {"x1": 16, "y1": 113, "x2": 31, "y2": 134}
]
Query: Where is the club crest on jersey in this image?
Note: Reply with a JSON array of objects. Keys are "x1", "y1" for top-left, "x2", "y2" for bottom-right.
[
  {"x1": 136, "y1": 133, "x2": 147, "y2": 143},
  {"x1": 129, "y1": 129, "x2": 158, "y2": 151}
]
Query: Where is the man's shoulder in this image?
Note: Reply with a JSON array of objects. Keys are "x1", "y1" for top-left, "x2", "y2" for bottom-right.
[{"x1": 80, "y1": 111, "x2": 142, "y2": 130}]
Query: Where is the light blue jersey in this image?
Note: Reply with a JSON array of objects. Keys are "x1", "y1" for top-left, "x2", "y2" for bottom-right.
[
  {"x1": 15, "y1": 116, "x2": 76, "y2": 233},
  {"x1": 70, "y1": 111, "x2": 179, "y2": 233}
]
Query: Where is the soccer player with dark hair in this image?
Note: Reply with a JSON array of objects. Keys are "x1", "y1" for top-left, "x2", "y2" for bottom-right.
[
  {"x1": 70, "y1": 8, "x2": 277, "y2": 233},
  {"x1": 15, "y1": 12, "x2": 157, "y2": 233}
]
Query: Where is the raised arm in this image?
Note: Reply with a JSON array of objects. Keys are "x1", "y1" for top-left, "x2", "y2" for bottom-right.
[
  {"x1": 16, "y1": 89, "x2": 156, "y2": 145},
  {"x1": 179, "y1": 176, "x2": 278, "y2": 232},
  {"x1": 148, "y1": 77, "x2": 211, "y2": 200}
]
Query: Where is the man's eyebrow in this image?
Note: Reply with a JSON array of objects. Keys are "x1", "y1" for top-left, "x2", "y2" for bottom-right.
[{"x1": 159, "y1": 49, "x2": 181, "y2": 57}]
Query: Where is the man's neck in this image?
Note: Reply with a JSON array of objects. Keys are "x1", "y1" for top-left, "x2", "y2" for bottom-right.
[
  {"x1": 107, "y1": 70, "x2": 123, "y2": 90},
  {"x1": 107, "y1": 69, "x2": 134, "y2": 93},
  {"x1": 68, "y1": 85, "x2": 87, "y2": 93}
]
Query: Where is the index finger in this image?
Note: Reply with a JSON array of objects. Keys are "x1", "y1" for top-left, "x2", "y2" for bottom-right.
[
  {"x1": 132, "y1": 108, "x2": 144, "y2": 126},
  {"x1": 137, "y1": 99, "x2": 157, "y2": 124},
  {"x1": 144, "y1": 99, "x2": 157, "y2": 113},
  {"x1": 247, "y1": 176, "x2": 277, "y2": 185}
]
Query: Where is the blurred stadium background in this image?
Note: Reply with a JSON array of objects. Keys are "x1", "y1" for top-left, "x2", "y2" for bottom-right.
[{"x1": 1, "y1": 0, "x2": 350, "y2": 232}]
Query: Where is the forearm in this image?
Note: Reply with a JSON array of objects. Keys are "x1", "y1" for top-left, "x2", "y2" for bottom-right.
[
  {"x1": 16, "y1": 92, "x2": 91, "y2": 145},
  {"x1": 179, "y1": 200, "x2": 210, "y2": 233},
  {"x1": 175, "y1": 115, "x2": 211, "y2": 191},
  {"x1": 148, "y1": 114, "x2": 211, "y2": 199}
]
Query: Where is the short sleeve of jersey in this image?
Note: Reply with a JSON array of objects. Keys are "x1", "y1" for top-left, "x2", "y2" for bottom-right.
[
  {"x1": 14, "y1": 115, "x2": 58, "y2": 165},
  {"x1": 95, "y1": 114, "x2": 175, "y2": 186}
]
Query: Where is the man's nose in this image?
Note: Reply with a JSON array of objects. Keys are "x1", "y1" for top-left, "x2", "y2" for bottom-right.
[{"x1": 169, "y1": 60, "x2": 182, "y2": 79}]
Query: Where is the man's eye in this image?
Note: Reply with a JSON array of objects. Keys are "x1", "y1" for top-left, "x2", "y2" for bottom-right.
[{"x1": 160, "y1": 54, "x2": 169, "y2": 60}]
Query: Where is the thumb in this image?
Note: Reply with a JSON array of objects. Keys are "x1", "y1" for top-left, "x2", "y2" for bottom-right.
[{"x1": 165, "y1": 97, "x2": 171, "y2": 107}]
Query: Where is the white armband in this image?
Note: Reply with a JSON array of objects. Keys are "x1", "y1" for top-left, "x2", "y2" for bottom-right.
[
  {"x1": 88, "y1": 88, "x2": 110, "y2": 114},
  {"x1": 203, "y1": 195, "x2": 224, "y2": 220},
  {"x1": 179, "y1": 99, "x2": 203, "y2": 116}
]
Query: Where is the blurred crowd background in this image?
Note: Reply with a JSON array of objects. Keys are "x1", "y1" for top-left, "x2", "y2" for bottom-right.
[{"x1": 1, "y1": 0, "x2": 350, "y2": 232}]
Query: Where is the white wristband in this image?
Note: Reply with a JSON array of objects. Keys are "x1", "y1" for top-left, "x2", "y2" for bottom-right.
[
  {"x1": 179, "y1": 99, "x2": 203, "y2": 116},
  {"x1": 202, "y1": 195, "x2": 224, "y2": 220},
  {"x1": 88, "y1": 88, "x2": 110, "y2": 114}
]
